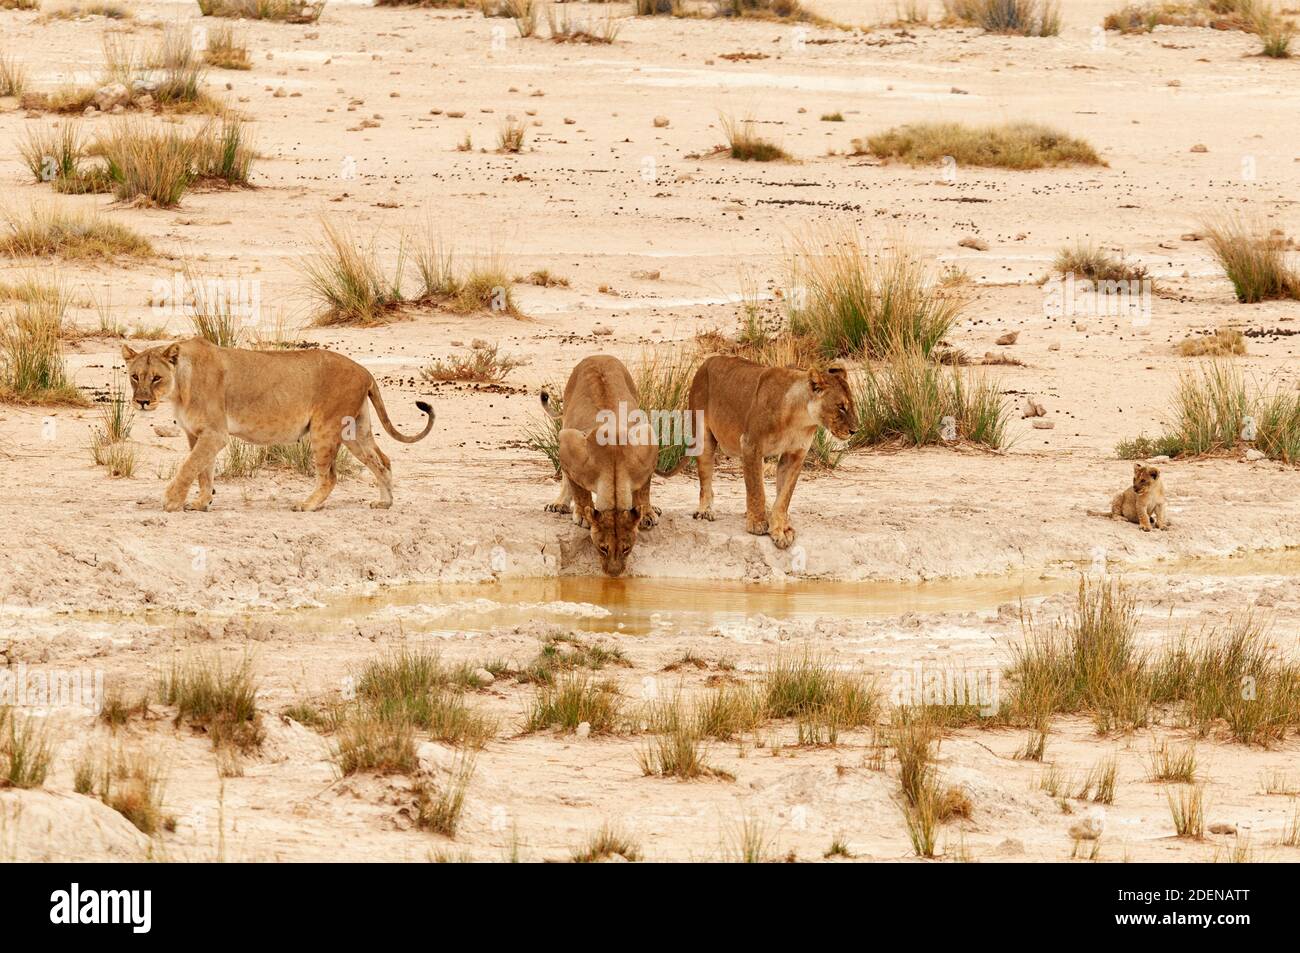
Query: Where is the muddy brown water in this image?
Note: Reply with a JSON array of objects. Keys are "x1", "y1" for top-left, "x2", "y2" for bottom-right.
[{"x1": 55, "y1": 549, "x2": 1300, "y2": 639}]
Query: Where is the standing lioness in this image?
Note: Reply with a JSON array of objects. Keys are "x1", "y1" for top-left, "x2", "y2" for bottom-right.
[
  {"x1": 665, "y1": 355, "x2": 855, "y2": 549},
  {"x1": 542, "y1": 354, "x2": 658, "y2": 576},
  {"x1": 123, "y1": 338, "x2": 434, "y2": 512}
]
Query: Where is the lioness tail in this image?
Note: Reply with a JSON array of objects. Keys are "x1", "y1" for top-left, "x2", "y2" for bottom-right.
[
  {"x1": 368, "y1": 380, "x2": 435, "y2": 443},
  {"x1": 1086, "y1": 509, "x2": 1115, "y2": 519},
  {"x1": 655, "y1": 456, "x2": 689, "y2": 478}
]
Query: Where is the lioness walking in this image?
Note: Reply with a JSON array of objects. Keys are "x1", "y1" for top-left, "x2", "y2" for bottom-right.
[
  {"x1": 665, "y1": 355, "x2": 856, "y2": 549},
  {"x1": 541, "y1": 354, "x2": 658, "y2": 576},
  {"x1": 122, "y1": 338, "x2": 434, "y2": 512}
]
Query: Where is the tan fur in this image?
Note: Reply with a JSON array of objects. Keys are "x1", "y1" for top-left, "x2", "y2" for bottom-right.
[
  {"x1": 541, "y1": 355, "x2": 658, "y2": 576},
  {"x1": 122, "y1": 338, "x2": 433, "y2": 512},
  {"x1": 665, "y1": 354, "x2": 856, "y2": 550},
  {"x1": 1089, "y1": 463, "x2": 1168, "y2": 531}
]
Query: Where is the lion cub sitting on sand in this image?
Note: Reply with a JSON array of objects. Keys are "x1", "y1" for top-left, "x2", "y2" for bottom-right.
[{"x1": 1091, "y1": 463, "x2": 1167, "y2": 531}]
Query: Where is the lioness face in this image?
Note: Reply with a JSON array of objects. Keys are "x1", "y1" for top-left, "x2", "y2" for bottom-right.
[
  {"x1": 810, "y1": 366, "x2": 856, "y2": 439},
  {"x1": 1132, "y1": 463, "x2": 1159, "y2": 493},
  {"x1": 585, "y1": 505, "x2": 640, "y2": 576},
  {"x1": 122, "y1": 343, "x2": 179, "y2": 411}
]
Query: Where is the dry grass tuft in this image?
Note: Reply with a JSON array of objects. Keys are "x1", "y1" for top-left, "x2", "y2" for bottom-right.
[
  {"x1": 570, "y1": 823, "x2": 642, "y2": 862},
  {"x1": 421, "y1": 341, "x2": 524, "y2": 382},
  {"x1": 1203, "y1": 216, "x2": 1300, "y2": 303},
  {"x1": 944, "y1": 0, "x2": 1061, "y2": 34},
  {"x1": 197, "y1": 0, "x2": 325, "y2": 22},
  {"x1": 158, "y1": 653, "x2": 264, "y2": 754},
  {"x1": 204, "y1": 24, "x2": 252, "y2": 70},
  {"x1": 1176, "y1": 327, "x2": 1246, "y2": 357},
  {"x1": 863, "y1": 121, "x2": 1103, "y2": 170},
  {"x1": 0, "y1": 298, "x2": 87, "y2": 406},
  {"x1": 787, "y1": 228, "x2": 965, "y2": 359},
  {"x1": 720, "y1": 114, "x2": 790, "y2": 162},
  {"x1": 0, "y1": 205, "x2": 153, "y2": 260}
]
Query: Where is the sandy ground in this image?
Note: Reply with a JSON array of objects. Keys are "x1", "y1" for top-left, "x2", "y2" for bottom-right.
[{"x1": 2, "y1": 0, "x2": 1300, "y2": 861}]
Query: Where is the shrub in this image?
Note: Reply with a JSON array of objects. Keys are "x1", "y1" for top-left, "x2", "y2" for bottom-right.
[
  {"x1": 720, "y1": 113, "x2": 789, "y2": 162},
  {"x1": 1203, "y1": 216, "x2": 1300, "y2": 303},
  {"x1": 0, "y1": 300, "x2": 86, "y2": 405},
  {"x1": 864, "y1": 121, "x2": 1103, "y2": 170},
  {"x1": 788, "y1": 229, "x2": 964, "y2": 359}
]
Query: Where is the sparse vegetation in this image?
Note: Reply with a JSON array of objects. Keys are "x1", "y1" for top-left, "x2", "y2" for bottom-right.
[
  {"x1": 1104, "y1": 0, "x2": 1284, "y2": 35},
  {"x1": 787, "y1": 229, "x2": 964, "y2": 359},
  {"x1": 197, "y1": 0, "x2": 324, "y2": 23},
  {"x1": 352, "y1": 649, "x2": 497, "y2": 749},
  {"x1": 1148, "y1": 740, "x2": 1197, "y2": 783},
  {"x1": 851, "y1": 347, "x2": 1012, "y2": 450},
  {"x1": 862, "y1": 121, "x2": 1103, "y2": 170},
  {"x1": 90, "y1": 374, "x2": 137, "y2": 477},
  {"x1": 204, "y1": 24, "x2": 252, "y2": 70},
  {"x1": 98, "y1": 746, "x2": 169, "y2": 834},
  {"x1": 1203, "y1": 216, "x2": 1300, "y2": 303},
  {"x1": 422, "y1": 342, "x2": 524, "y2": 383},
  {"x1": 943, "y1": 0, "x2": 1061, "y2": 34},
  {"x1": 1, "y1": 299, "x2": 87, "y2": 405},
  {"x1": 0, "y1": 708, "x2": 53, "y2": 789},
  {"x1": 1049, "y1": 243, "x2": 1150, "y2": 285},
  {"x1": 0, "y1": 49, "x2": 27, "y2": 98},
  {"x1": 1167, "y1": 783, "x2": 1206, "y2": 838},
  {"x1": 0, "y1": 205, "x2": 152, "y2": 260},
  {"x1": 1117, "y1": 361, "x2": 1300, "y2": 464},
  {"x1": 525, "y1": 673, "x2": 623, "y2": 734},
  {"x1": 497, "y1": 117, "x2": 526, "y2": 153},
  {"x1": 1176, "y1": 327, "x2": 1246, "y2": 358},
  {"x1": 414, "y1": 754, "x2": 475, "y2": 837},
  {"x1": 571, "y1": 823, "x2": 642, "y2": 862},
  {"x1": 158, "y1": 653, "x2": 264, "y2": 754},
  {"x1": 719, "y1": 114, "x2": 790, "y2": 162},
  {"x1": 546, "y1": 4, "x2": 621, "y2": 42}
]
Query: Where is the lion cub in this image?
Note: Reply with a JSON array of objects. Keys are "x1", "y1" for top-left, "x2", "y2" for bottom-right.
[{"x1": 1092, "y1": 463, "x2": 1167, "y2": 531}]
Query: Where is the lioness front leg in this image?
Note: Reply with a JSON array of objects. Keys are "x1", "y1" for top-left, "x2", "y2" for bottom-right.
[
  {"x1": 570, "y1": 482, "x2": 594, "y2": 529},
  {"x1": 181, "y1": 432, "x2": 216, "y2": 511},
  {"x1": 546, "y1": 474, "x2": 574, "y2": 515},
  {"x1": 1154, "y1": 502, "x2": 1168, "y2": 530},
  {"x1": 766, "y1": 448, "x2": 806, "y2": 549},
  {"x1": 1137, "y1": 508, "x2": 1152, "y2": 532},
  {"x1": 741, "y1": 438, "x2": 768, "y2": 536},
  {"x1": 165, "y1": 431, "x2": 225, "y2": 512},
  {"x1": 635, "y1": 481, "x2": 658, "y2": 529}
]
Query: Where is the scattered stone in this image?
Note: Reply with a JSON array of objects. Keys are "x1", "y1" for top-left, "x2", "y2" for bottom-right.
[
  {"x1": 1069, "y1": 816, "x2": 1103, "y2": 840},
  {"x1": 995, "y1": 331, "x2": 1019, "y2": 346},
  {"x1": 992, "y1": 837, "x2": 1025, "y2": 856},
  {"x1": 575, "y1": 721, "x2": 591, "y2": 738},
  {"x1": 152, "y1": 425, "x2": 180, "y2": 438},
  {"x1": 958, "y1": 237, "x2": 988, "y2": 251},
  {"x1": 592, "y1": 324, "x2": 612, "y2": 336},
  {"x1": 92, "y1": 83, "x2": 130, "y2": 111},
  {"x1": 1190, "y1": 143, "x2": 1207, "y2": 153},
  {"x1": 1031, "y1": 419, "x2": 1055, "y2": 430},
  {"x1": 473, "y1": 668, "x2": 495, "y2": 686},
  {"x1": 1245, "y1": 448, "x2": 1266, "y2": 461},
  {"x1": 1209, "y1": 823, "x2": 1237, "y2": 835},
  {"x1": 653, "y1": 115, "x2": 669, "y2": 128},
  {"x1": 1021, "y1": 398, "x2": 1045, "y2": 419},
  {"x1": 1180, "y1": 232, "x2": 1202, "y2": 241}
]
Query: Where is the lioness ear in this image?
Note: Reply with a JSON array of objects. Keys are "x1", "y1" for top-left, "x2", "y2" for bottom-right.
[
  {"x1": 808, "y1": 368, "x2": 827, "y2": 393},
  {"x1": 1132, "y1": 462, "x2": 1143, "y2": 474},
  {"x1": 827, "y1": 365, "x2": 846, "y2": 378},
  {"x1": 629, "y1": 505, "x2": 641, "y2": 522},
  {"x1": 121, "y1": 344, "x2": 138, "y2": 361},
  {"x1": 1148, "y1": 468, "x2": 1159, "y2": 480},
  {"x1": 585, "y1": 506, "x2": 599, "y2": 523},
  {"x1": 161, "y1": 343, "x2": 181, "y2": 365}
]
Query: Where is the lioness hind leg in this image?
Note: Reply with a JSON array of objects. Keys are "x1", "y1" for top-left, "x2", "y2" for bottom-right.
[
  {"x1": 344, "y1": 432, "x2": 394, "y2": 509},
  {"x1": 693, "y1": 428, "x2": 717, "y2": 521},
  {"x1": 546, "y1": 474, "x2": 574, "y2": 514},
  {"x1": 294, "y1": 427, "x2": 341, "y2": 512}
]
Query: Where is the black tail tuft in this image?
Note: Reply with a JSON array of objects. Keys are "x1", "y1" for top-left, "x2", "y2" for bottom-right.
[{"x1": 416, "y1": 400, "x2": 432, "y2": 414}]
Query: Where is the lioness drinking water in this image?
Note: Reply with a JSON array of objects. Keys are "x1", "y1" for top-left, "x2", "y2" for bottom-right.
[
  {"x1": 123, "y1": 338, "x2": 434, "y2": 512},
  {"x1": 661, "y1": 355, "x2": 856, "y2": 549},
  {"x1": 541, "y1": 354, "x2": 658, "y2": 576}
]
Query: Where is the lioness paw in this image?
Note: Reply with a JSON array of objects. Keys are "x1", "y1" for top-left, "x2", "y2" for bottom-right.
[
  {"x1": 370, "y1": 500, "x2": 392, "y2": 509},
  {"x1": 692, "y1": 509, "x2": 715, "y2": 522},
  {"x1": 746, "y1": 518, "x2": 769, "y2": 536},
  {"x1": 639, "y1": 511, "x2": 659, "y2": 529},
  {"x1": 545, "y1": 502, "x2": 570, "y2": 514},
  {"x1": 183, "y1": 501, "x2": 210, "y2": 512},
  {"x1": 770, "y1": 525, "x2": 796, "y2": 549}
]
